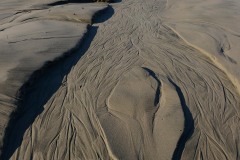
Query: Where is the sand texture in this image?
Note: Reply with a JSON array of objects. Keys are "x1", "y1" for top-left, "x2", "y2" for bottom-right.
[
  {"x1": 0, "y1": 0, "x2": 240, "y2": 160},
  {"x1": 0, "y1": 0, "x2": 107, "y2": 156}
]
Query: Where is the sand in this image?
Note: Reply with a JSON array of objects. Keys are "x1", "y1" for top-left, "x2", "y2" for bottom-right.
[
  {"x1": 0, "y1": 0, "x2": 108, "y2": 157},
  {"x1": 0, "y1": 0, "x2": 240, "y2": 159}
]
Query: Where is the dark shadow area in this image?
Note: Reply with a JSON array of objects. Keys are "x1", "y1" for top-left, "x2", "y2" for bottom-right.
[
  {"x1": 92, "y1": 5, "x2": 114, "y2": 24},
  {"x1": 1, "y1": 6, "x2": 114, "y2": 160},
  {"x1": 168, "y1": 78, "x2": 194, "y2": 160},
  {"x1": 111, "y1": 0, "x2": 122, "y2": 3},
  {"x1": 142, "y1": 67, "x2": 161, "y2": 106},
  {"x1": 48, "y1": 0, "x2": 97, "y2": 6},
  {"x1": 48, "y1": 1, "x2": 68, "y2": 6},
  {"x1": 48, "y1": 0, "x2": 122, "y2": 6}
]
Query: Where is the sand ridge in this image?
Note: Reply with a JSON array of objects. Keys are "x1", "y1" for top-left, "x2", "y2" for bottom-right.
[{"x1": 0, "y1": 0, "x2": 109, "y2": 157}]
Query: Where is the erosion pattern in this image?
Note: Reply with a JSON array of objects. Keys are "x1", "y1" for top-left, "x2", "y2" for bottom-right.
[
  {"x1": 0, "y1": 0, "x2": 108, "y2": 156},
  {"x1": 1, "y1": 0, "x2": 240, "y2": 160}
]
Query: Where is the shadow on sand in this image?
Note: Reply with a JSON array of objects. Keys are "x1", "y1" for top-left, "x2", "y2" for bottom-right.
[
  {"x1": 1, "y1": 5, "x2": 114, "y2": 160},
  {"x1": 48, "y1": 0, "x2": 122, "y2": 6},
  {"x1": 142, "y1": 67, "x2": 161, "y2": 106},
  {"x1": 168, "y1": 78, "x2": 194, "y2": 160}
]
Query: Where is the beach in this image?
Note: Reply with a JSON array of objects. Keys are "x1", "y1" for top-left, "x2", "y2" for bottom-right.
[{"x1": 0, "y1": 0, "x2": 240, "y2": 159}]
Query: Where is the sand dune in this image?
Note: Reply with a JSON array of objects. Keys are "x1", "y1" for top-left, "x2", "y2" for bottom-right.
[
  {"x1": 161, "y1": 0, "x2": 240, "y2": 94},
  {"x1": 0, "y1": 0, "x2": 240, "y2": 159},
  {"x1": 0, "y1": 0, "x2": 108, "y2": 156}
]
